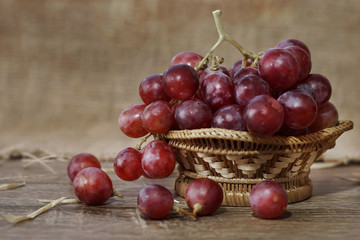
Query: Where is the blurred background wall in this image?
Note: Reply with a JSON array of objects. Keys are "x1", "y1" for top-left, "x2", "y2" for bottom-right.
[{"x1": 0, "y1": 0, "x2": 359, "y2": 160}]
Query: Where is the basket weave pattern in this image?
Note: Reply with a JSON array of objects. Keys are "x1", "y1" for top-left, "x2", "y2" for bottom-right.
[{"x1": 161, "y1": 120, "x2": 353, "y2": 206}]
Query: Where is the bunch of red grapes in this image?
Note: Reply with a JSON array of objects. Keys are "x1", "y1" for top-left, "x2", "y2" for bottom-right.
[
  {"x1": 116, "y1": 38, "x2": 338, "y2": 182},
  {"x1": 119, "y1": 39, "x2": 338, "y2": 139},
  {"x1": 66, "y1": 37, "x2": 339, "y2": 220},
  {"x1": 114, "y1": 38, "x2": 338, "y2": 219}
]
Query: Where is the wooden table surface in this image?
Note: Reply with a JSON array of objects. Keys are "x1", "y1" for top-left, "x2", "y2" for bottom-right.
[{"x1": 1, "y1": 159, "x2": 359, "y2": 240}]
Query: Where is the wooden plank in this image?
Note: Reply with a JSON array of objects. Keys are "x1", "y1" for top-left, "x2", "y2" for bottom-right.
[{"x1": 0, "y1": 160, "x2": 359, "y2": 239}]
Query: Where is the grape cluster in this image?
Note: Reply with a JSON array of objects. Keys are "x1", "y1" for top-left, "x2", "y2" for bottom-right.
[
  {"x1": 114, "y1": 36, "x2": 339, "y2": 219},
  {"x1": 118, "y1": 40, "x2": 337, "y2": 138},
  {"x1": 67, "y1": 10, "x2": 342, "y2": 220}
]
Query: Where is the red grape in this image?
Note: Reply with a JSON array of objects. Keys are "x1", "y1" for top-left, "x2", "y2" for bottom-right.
[
  {"x1": 292, "y1": 83, "x2": 318, "y2": 102},
  {"x1": 138, "y1": 184, "x2": 174, "y2": 220},
  {"x1": 234, "y1": 75, "x2": 271, "y2": 110},
  {"x1": 244, "y1": 95, "x2": 284, "y2": 136},
  {"x1": 233, "y1": 67, "x2": 259, "y2": 85},
  {"x1": 199, "y1": 67, "x2": 230, "y2": 89},
  {"x1": 162, "y1": 64, "x2": 199, "y2": 100},
  {"x1": 258, "y1": 48, "x2": 300, "y2": 91},
  {"x1": 309, "y1": 101, "x2": 338, "y2": 133},
  {"x1": 118, "y1": 104, "x2": 148, "y2": 138},
  {"x1": 67, "y1": 153, "x2": 101, "y2": 182},
  {"x1": 285, "y1": 46, "x2": 312, "y2": 82},
  {"x1": 114, "y1": 147, "x2": 143, "y2": 181},
  {"x1": 229, "y1": 59, "x2": 252, "y2": 77},
  {"x1": 202, "y1": 71, "x2": 235, "y2": 110},
  {"x1": 304, "y1": 73, "x2": 332, "y2": 105},
  {"x1": 249, "y1": 180, "x2": 288, "y2": 219},
  {"x1": 212, "y1": 104, "x2": 246, "y2": 131},
  {"x1": 141, "y1": 100, "x2": 175, "y2": 134},
  {"x1": 170, "y1": 51, "x2": 203, "y2": 69},
  {"x1": 139, "y1": 74, "x2": 170, "y2": 105},
  {"x1": 277, "y1": 90, "x2": 318, "y2": 129},
  {"x1": 200, "y1": 66, "x2": 230, "y2": 82},
  {"x1": 175, "y1": 99, "x2": 212, "y2": 130},
  {"x1": 73, "y1": 167, "x2": 113, "y2": 205},
  {"x1": 185, "y1": 178, "x2": 223, "y2": 216},
  {"x1": 141, "y1": 140, "x2": 176, "y2": 179},
  {"x1": 276, "y1": 39, "x2": 311, "y2": 57},
  {"x1": 195, "y1": 67, "x2": 230, "y2": 102}
]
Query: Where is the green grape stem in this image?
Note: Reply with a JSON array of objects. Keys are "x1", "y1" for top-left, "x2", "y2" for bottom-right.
[
  {"x1": 195, "y1": 10, "x2": 258, "y2": 72},
  {"x1": 112, "y1": 189, "x2": 125, "y2": 198},
  {"x1": 135, "y1": 133, "x2": 153, "y2": 151},
  {"x1": 172, "y1": 204, "x2": 198, "y2": 221},
  {"x1": 251, "y1": 51, "x2": 264, "y2": 69},
  {"x1": 192, "y1": 203, "x2": 203, "y2": 216}
]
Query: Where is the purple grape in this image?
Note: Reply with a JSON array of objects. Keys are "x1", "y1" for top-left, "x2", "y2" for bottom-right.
[
  {"x1": 309, "y1": 101, "x2": 338, "y2": 133},
  {"x1": 141, "y1": 100, "x2": 175, "y2": 134},
  {"x1": 233, "y1": 67, "x2": 259, "y2": 85},
  {"x1": 258, "y1": 48, "x2": 300, "y2": 91},
  {"x1": 212, "y1": 105, "x2": 246, "y2": 131},
  {"x1": 138, "y1": 184, "x2": 174, "y2": 220},
  {"x1": 139, "y1": 74, "x2": 170, "y2": 105},
  {"x1": 185, "y1": 178, "x2": 223, "y2": 216},
  {"x1": 229, "y1": 59, "x2": 252, "y2": 77},
  {"x1": 277, "y1": 90, "x2": 318, "y2": 129},
  {"x1": 175, "y1": 99, "x2": 212, "y2": 130},
  {"x1": 234, "y1": 75, "x2": 271, "y2": 110},
  {"x1": 141, "y1": 140, "x2": 176, "y2": 179},
  {"x1": 170, "y1": 51, "x2": 203, "y2": 69},
  {"x1": 304, "y1": 73, "x2": 332, "y2": 105},
  {"x1": 276, "y1": 38, "x2": 311, "y2": 57},
  {"x1": 244, "y1": 95, "x2": 284, "y2": 136},
  {"x1": 249, "y1": 180, "x2": 288, "y2": 219},
  {"x1": 202, "y1": 72, "x2": 235, "y2": 111},
  {"x1": 162, "y1": 64, "x2": 199, "y2": 101},
  {"x1": 285, "y1": 46, "x2": 312, "y2": 82},
  {"x1": 73, "y1": 167, "x2": 113, "y2": 206}
]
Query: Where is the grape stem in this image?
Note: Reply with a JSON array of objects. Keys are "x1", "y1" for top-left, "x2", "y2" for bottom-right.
[
  {"x1": 172, "y1": 204, "x2": 198, "y2": 221},
  {"x1": 192, "y1": 203, "x2": 203, "y2": 216},
  {"x1": 251, "y1": 51, "x2": 264, "y2": 69},
  {"x1": 170, "y1": 99, "x2": 181, "y2": 106},
  {"x1": 195, "y1": 10, "x2": 257, "y2": 71},
  {"x1": 112, "y1": 189, "x2": 124, "y2": 198},
  {"x1": 135, "y1": 133, "x2": 152, "y2": 151}
]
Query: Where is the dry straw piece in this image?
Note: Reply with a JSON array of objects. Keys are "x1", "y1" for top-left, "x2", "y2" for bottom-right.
[
  {"x1": 0, "y1": 182, "x2": 26, "y2": 191},
  {"x1": 0, "y1": 197, "x2": 67, "y2": 224},
  {"x1": 161, "y1": 120, "x2": 353, "y2": 206}
]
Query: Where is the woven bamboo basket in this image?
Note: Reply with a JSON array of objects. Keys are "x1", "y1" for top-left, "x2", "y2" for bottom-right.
[{"x1": 161, "y1": 120, "x2": 353, "y2": 206}]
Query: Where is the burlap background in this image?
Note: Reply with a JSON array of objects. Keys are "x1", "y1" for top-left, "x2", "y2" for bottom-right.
[{"x1": 0, "y1": 0, "x2": 359, "y2": 161}]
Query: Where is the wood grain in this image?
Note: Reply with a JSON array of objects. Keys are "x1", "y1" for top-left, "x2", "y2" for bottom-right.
[{"x1": 0, "y1": 159, "x2": 359, "y2": 239}]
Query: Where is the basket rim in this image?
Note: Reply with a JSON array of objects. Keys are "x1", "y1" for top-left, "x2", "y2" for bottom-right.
[{"x1": 162, "y1": 120, "x2": 353, "y2": 145}]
